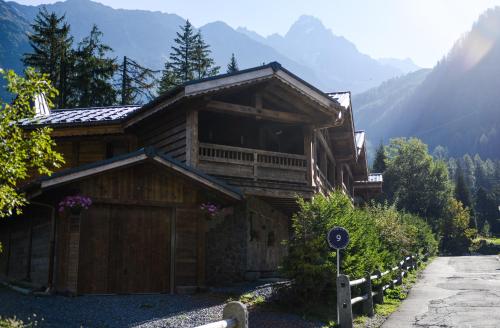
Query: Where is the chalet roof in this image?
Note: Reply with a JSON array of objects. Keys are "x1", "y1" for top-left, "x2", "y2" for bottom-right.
[
  {"x1": 32, "y1": 147, "x2": 243, "y2": 201},
  {"x1": 19, "y1": 105, "x2": 141, "y2": 128},
  {"x1": 18, "y1": 62, "x2": 346, "y2": 130},
  {"x1": 368, "y1": 173, "x2": 383, "y2": 183},
  {"x1": 354, "y1": 131, "x2": 366, "y2": 157},
  {"x1": 327, "y1": 92, "x2": 351, "y2": 110},
  {"x1": 126, "y1": 62, "x2": 345, "y2": 127}
]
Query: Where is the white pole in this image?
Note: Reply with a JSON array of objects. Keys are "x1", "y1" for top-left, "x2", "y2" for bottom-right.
[{"x1": 337, "y1": 249, "x2": 340, "y2": 276}]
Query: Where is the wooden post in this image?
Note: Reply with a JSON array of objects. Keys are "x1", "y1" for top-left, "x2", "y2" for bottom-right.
[
  {"x1": 362, "y1": 272, "x2": 374, "y2": 317},
  {"x1": 222, "y1": 301, "x2": 248, "y2": 328},
  {"x1": 397, "y1": 262, "x2": 404, "y2": 285},
  {"x1": 303, "y1": 127, "x2": 313, "y2": 187},
  {"x1": 372, "y1": 270, "x2": 384, "y2": 304},
  {"x1": 186, "y1": 110, "x2": 199, "y2": 167},
  {"x1": 337, "y1": 274, "x2": 353, "y2": 328}
]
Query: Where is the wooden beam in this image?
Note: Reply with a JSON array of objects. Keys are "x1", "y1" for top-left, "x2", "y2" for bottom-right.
[
  {"x1": 206, "y1": 100, "x2": 311, "y2": 124},
  {"x1": 315, "y1": 131, "x2": 336, "y2": 164},
  {"x1": 185, "y1": 110, "x2": 199, "y2": 167},
  {"x1": 49, "y1": 125, "x2": 124, "y2": 137}
]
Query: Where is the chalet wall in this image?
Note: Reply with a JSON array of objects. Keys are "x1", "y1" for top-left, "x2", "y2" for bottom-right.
[
  {"x1": 205, "y1": 197, "x2": 289, "y2": 284},
  {"x1": 0, "y1": 216, "x2": 52, "y2": 287},
  {"x1": 205, "y1": 203, "x2": 248, "y2": 285},
  {"x1": 136, "y1": 109, "x2": 187, "y2": 163},
  {"x1": 246, "y1": 197, "x2": 288, "y2": 275}
]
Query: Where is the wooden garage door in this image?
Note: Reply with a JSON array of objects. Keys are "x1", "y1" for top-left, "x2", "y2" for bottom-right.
[
  {"x1": 78, "y1": 205, "x2": 172, "y2": 294},
  {"x1": 175, "y1": 208, "x2": 205, "y2": 287}
]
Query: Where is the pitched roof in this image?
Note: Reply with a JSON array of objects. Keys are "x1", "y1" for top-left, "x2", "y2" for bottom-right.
[
  {"x1": 19, "y1": 105, "x2": 141, "y2": 128},
  {"x1": 126, "y1": 61, "x2": 345, "y2": 127},
  {"x1": 368, "y1": 173, "x2": 383, "y2": 183},
  {"x1": 355, "y1": 131, "x2": 366, "y2": 157},
  {"x1": 327, "y1": 92, "x2": 351, "y2": 110},
  {"x1": 18, "y1": 62, "x2": 347, "y2": 130},
  {"x1": 34, "y1": 147, "x2": 243, "y2": 201}
]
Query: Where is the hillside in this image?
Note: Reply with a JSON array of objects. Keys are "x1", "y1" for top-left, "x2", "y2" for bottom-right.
[
  {"x1": 2, "y1": 0, "x2": 411, "y2": 93},
  {"x1": 354, "y1": 7, "x2": 500, "y2": 159},
  {"x1": 0, "y1": 0, "x2": 30, "y2": 100}
]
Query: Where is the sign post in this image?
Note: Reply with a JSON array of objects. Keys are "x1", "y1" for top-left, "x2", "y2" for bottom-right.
[
  {"x1": 327, "y1": 226, "x2": 349, "y2": 325},
  {"x1": 327, "y1": 226, "x2": 350, "y2": 275}
]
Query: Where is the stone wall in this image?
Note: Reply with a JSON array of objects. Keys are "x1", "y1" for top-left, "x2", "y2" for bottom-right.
[
  {"x1": 205, "y1": 203, "x2": 248, "y2": 285},
  {"x1": 205, "y1": 197, "x2": 290, "y2": 285},
  {"x1": 245, "y1": 197, "x2": 289, "y2": 278}
]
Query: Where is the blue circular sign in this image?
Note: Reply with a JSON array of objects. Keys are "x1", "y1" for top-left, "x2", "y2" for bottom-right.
[{"x1": 327, "y1": 227, "x2": 349, "y2": 249}]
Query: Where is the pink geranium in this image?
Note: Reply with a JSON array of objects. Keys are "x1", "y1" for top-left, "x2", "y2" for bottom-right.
[{"x1": 58, "y1": 195, "x2": 92, "y2": 213}]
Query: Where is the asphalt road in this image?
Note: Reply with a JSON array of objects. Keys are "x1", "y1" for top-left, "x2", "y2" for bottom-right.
[{"x1": 382, "y1": 255, "x2": 500, "y2": 328}]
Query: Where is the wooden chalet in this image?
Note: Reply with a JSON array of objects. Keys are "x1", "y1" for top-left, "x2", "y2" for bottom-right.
[{"x1": 0, "y1": 62, "x2": 382, "y2": 294}]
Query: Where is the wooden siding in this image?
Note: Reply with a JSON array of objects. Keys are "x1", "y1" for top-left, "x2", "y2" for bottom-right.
[
  {"x1": 136, "y1": 109, "x2": 187, "y2": 163},
  {"x1": 175, "y1": 208, "x2": 205, "y2": 287},
  {"x1": 0, "y1": 217, "x2": 51, "y2": 287},
  {"x1": 51, "y1": 161, "x2": 205, "y2": 294},
  {"x1": 78, "y1": 205, "x2": 172, "y2": 294}
]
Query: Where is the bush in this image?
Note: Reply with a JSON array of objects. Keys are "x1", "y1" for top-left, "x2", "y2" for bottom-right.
[
  {"x1": 281, "y1": 191, "x2": 437, "y2": 306},
  {"x1": 440, "y1": 198, "x2": 476, "y2": 255}
]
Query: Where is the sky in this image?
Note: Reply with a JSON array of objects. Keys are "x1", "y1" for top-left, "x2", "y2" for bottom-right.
[{"x1": 13, "y1": 0, "x2": 500, "y2": 68}]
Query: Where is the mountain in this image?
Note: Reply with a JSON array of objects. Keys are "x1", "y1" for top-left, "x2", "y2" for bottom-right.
[
  {"x1": 377, "y1": 58, "x2": 420, "y2": 74},
  {"x1": 353, "y1": 68, "x2": 431, "y2": 145},
  {"x1": 240, "y1": 15, "x2": 408, "y2": 92},
  {"x1": 0, "y1": 0, "x2": 30, "y2": 99},
  {"x1": 354, "y1": 7, "x2": 500, "y2": 159},
  {"x1": 1, "y1": 1, "x2": 411, "y2": 94}
]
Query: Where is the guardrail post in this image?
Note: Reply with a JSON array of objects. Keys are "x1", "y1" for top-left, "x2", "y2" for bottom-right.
[
  {"x1": 396, "y1": 262, "x2": 404, "y2": 285},
  {"x1": 222, "y1": 301, "x2": 248, "y2": 328},
  {"x1": 337, "y1": 274, "x2": 353, "y2": 328},
  {"x1": 372, "y1": 270, "x2": 383, "y2": 304},
  {"x1": 362, "y1": 272, "x2": 374, "y2": 317}
]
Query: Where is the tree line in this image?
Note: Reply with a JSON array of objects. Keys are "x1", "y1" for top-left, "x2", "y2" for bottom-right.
[
  {"x1": 21, "y1": 8, "x2": 240, "y2": 109},
  {"x1": 371, "y1": 138, "x2": 497, "y2": 255}
]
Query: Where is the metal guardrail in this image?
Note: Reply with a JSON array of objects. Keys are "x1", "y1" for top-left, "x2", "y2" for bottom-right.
[
  {"x1": 337, "y1": 253, "x2": 429, "y2": 328},
  {"x1": 195, "y1": 301, "x2": 248, "y2": 328}
]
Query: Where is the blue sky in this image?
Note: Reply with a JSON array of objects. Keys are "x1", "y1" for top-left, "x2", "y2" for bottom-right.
[{"x1": 15, "y1": 0, "x2": 500, "y2": 68}]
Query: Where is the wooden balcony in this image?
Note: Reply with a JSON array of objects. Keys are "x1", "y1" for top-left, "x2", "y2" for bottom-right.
[{"x1": 198, "y1": 143, "x2": 308, "y2": 188}]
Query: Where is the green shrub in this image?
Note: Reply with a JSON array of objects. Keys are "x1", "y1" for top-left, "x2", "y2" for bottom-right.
[{"x1": 281, "y1": 191, "x2": 437, "y2": 306}]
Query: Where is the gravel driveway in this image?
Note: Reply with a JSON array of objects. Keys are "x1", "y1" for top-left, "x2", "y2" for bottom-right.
[{"x1": 0, "y1": 284, "x2": 323, "y2": 328}]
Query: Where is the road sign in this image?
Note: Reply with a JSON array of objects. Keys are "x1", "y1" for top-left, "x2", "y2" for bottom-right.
[{"x1": 327, "y1": 227, "x2": 349, "y2": 250}]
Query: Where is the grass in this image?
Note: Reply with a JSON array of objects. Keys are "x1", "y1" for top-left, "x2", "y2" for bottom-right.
[
  {"x1": 481, "y1": 236, "x2": 500, "y2": 245},
  {"x1": 353, "y1": 257, "x2": 434, "y2": 328}
]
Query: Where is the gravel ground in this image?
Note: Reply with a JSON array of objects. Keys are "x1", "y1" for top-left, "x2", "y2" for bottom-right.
[{"x1": 0, "y1": 284, "x2": 323, "y2": 328}]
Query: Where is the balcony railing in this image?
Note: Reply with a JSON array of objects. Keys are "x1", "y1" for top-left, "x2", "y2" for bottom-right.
[{"x1": 198, "y1": 143, "x2": 307, "y2": 184}]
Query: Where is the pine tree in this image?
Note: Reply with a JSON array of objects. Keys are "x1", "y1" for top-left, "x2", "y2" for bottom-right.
[
  {"x1": 159, "y1": 20, "x2": 219, "y2": 92},
  {"x1": 227, "y1": 53, "x2": 239, "y2": 73},
  {"x1": 455, "y1": 165, "x2": 473, "y2": 208},
  {"x1": 23, "y1": 7, "x2": 74, "y2": 108},
  {"x1": 192, "y1": 32, "x2": 220, "y2": 79},
  {"x1": 118, "y1": 56, "x2": 159, "y2": 105},
  {"x1": 372, "y1": 143, "x2": 387, "y2": 173},
  {"x1": 70, "y1": 25, "x2": 117, "y2": 107},
  {"x1": 158, "y1": 61, "x2": 179, "y2": 95},
  {"x1": 170, "y1": 20, "x2": 197, "y2": 82}
]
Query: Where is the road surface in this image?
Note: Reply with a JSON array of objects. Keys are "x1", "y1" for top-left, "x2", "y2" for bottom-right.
[{"x1": 382, "y1": 255, "x2": 500, "y2": 328}]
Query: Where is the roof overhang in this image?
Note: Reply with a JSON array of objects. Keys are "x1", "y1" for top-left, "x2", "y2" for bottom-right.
[
  {"x1": 125, "y1": 62, "x2": 344, "y2": 128},
  {"x1": 34, "y1": 148, "x2": 243, "y2": 201}
]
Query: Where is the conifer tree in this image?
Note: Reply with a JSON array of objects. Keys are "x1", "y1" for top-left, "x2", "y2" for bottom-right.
[
  {"x1": 455, "y1": 165, "x2": 473, "y2": 209},
  {"x1": 70, "y1": 25, "x2": 117, "y2": 107},
  {"x1": 23, "y1": 8, "x2": 74, "y2": 108},
  {"x1": 227, "y1": 53, "x2": 239, "y2": 73},
  {"x1": 118, "y1": 56, "x2": 158, "y2": 105},
  {"x1": 192, "y1": 32, "x2": 220, "y2": 79},
  {"x1": 159, "y1": 20, "x2": 219, "y2": 92},
  {"x1": 170, "y1": 20, "x2": 197, "y2": 82},
  {"x1": 372, "y1": 143, "x2": 387, "y2": 173}
]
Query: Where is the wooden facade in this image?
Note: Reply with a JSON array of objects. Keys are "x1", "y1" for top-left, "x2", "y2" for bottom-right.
[{"x1": 0, "y1": 62, "x2": 381, "y2": 294}]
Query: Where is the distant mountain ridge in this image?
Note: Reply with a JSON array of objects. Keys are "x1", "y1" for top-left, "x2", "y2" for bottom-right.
[
  {"x1": 353, "y1": 7, "x2": 500, "y2": 159},
  {"x1": 1, "y1": 0, "x2": 416, "y2": 95}
]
